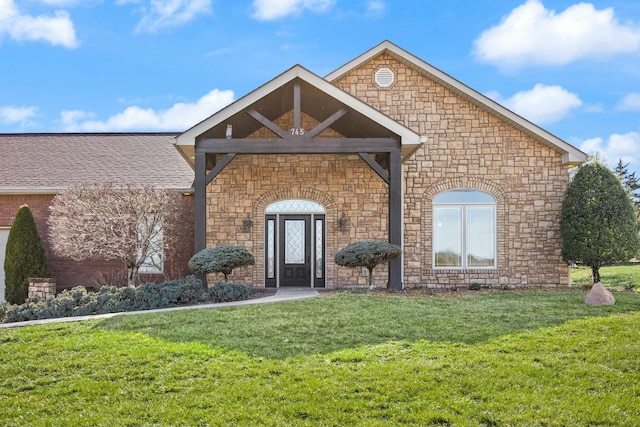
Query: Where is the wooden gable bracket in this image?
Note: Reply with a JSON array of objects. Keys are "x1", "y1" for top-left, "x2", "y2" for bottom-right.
[
  {"x1": 247, "y1": 109, "x2": 288, "y2": 139},
  {"x1": 246, "y1": 82, "x2": 350, "y2": 141},
  {"x1": 358, "y1": 153, "x2": 389, "y2": 184},
  {"x1": 205, "y1": 153, "x2": 236, "y2": 185}
]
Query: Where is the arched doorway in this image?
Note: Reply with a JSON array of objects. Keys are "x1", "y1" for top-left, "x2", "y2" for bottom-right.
[{"x1": 265, "y1": 199, "x2": 325, "y2": 287}]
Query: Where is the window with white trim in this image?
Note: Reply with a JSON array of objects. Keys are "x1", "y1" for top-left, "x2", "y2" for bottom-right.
[
  {"x1": 433, "y1": 190, "x2": 496, "y2": 269},
  {"x1": 138, "y1": 220, "x2": 164, "y2": 274}
]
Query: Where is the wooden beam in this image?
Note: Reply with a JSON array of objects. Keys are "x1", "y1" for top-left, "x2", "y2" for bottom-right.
[
  {"x1": 358, "y1": 153, "x2": 389, "y2": 184},
  {"x1": 293, "y1": 81, "x2": 301, "y2": 131},
  {"x1": 247, "y1": 109, "x2": 288, "y2": 139},
  {"x1": 308, "y1": 108, "x2": 348, "y2": 138},
  {"x1": 197, "y1": 137, "x2": 400, "y2": 154},
  {"x1": 205, "y1": 153, "x2": 237, "y2": 185},
  {"x1": 388, "y1": 148, "x2": 403, "y2": 290},
  {"x1": 194, "y1": 151, "x2": 207, "y2": 254}
]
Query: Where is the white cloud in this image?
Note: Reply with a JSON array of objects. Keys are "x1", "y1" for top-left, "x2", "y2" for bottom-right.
[
  {"x1": 580, "y1": 132, "x2": 640, "y2": 166},
  {"x1": 473, "y1": 0, "x2": 640, "y2": 69},
  {"x1": 492, "y1": 84, "x2": 582, "y2": 124},
  {"x1": 0, "y1": 0, "x2": 78, "y2": 47},
  {"x1": 617, "y1": 93, "x2": 640, "y2": 111},
  {"x1": 133, "y1": 0, "x2": 212, "y2": 33},
  {"x1": 60, "y1": 109, "x2": 96, "y2": 126},
  {"x1": 252, "y1": 0, "x2": 335, "y2": 20},
  {"x1": 366, "y1": 0, "x2": 386, "y2": 17},
  {"x1": 37, "y1": 0, "x2": 95, "y2": 6},
  {"x1": 0, "y1": 106, "x2": 38, "y2": 125},
  {"x1": 61, "y1": 88, "x2": 235, "y2": 131}
]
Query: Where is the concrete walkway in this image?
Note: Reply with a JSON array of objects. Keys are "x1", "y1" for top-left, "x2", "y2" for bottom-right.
[{"x1": 0, "y1": 287, "x2": 321, "y2": 329}]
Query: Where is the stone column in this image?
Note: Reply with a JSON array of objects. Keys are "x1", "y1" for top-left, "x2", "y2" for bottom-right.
[{"x1": 28, "y1": 278, "x2": 56, "y2": 300}]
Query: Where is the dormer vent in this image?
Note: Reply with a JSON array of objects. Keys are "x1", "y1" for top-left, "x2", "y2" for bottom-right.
[{"x1": 374, "y1": 67, "x2": 394, "y2": 88}]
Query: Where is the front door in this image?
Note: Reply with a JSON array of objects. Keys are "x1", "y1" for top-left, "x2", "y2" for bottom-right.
[
  {"x1": 265, "y1": 208, "x2": 325, "y2": 288},
  {"x1": 279, "y1": 215, "x2": 311, "y2": 286}
]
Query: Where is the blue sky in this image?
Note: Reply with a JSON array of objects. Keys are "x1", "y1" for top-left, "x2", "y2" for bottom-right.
[{"x1": 1, "y1": 0, "x2": 640, "y2": 173}]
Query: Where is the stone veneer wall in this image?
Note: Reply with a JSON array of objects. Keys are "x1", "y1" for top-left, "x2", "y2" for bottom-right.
[
  {"x1": 28, "y1": 278, "x2": 56, "y2": 299},
  {"x1": 204, "y1": 110, "x2": 391, "y2": 287},
  {"x1": 205, "y1": 153, "x2": 389, "y2": 287},
  {"x1": 331, "y1": 52, "x2": 571, "y2": 288}
]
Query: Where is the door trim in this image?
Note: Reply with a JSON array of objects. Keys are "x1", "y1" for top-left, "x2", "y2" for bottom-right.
[{"x1": 264, "y1": 213, "x2": 325, "y2": 288}]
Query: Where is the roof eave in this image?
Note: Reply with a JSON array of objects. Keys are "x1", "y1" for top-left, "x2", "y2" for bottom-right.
[
  {"x1": 563, "y1": 152, "x2": 588, "y2": 167},
  {"x1": 0, "y1": 187, "x2": 194, "y2": 195},
  {"x1": 174, "y1": 65, "x2": 423, "y2": 154}
]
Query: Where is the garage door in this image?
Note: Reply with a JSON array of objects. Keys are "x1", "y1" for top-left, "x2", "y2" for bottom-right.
[{"x1": 0, "y1": 229, "x2": 9, "y2": 303}]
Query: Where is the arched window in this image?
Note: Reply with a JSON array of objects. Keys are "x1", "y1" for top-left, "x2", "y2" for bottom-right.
[
  {"x1": 265, "y1": 199, "x2": 326, "y2": 214},
  {"x1": 433, "y1": 190, "x2": 496, "y2": 269}
]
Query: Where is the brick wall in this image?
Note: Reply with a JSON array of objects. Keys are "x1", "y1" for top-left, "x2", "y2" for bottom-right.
[
  {"x1": 0, "y1": 194, "x2": 194, "y2": 292},
  {"x1": 331, "y1": 52, "x2": 570, "y2": 288}
]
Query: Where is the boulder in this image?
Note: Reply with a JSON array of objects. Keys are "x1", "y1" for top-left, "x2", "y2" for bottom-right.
[{"x1": 584, "y1": 282, "x2": 616, "y2": 305}]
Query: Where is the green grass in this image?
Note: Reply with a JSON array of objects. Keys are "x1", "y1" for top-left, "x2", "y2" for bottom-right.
[
  {"x1": 1, "y1": 291, "x2": 640, "y2": 426},
  {"x1": 571, "y1": 264, "x2": 640, "y2": 289},
  {"x1": 100, "y1": 290, "x2": 640, "y2": 359}
]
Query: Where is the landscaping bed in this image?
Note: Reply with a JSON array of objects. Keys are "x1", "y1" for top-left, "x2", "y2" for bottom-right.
[{"x1": 0, "y1": 276, "x2": 252, "y2": 323}]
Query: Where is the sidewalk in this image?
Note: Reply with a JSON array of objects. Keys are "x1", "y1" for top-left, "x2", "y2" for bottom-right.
[{"x1": 0, "y1": 287, "x2": 321, "y2": 329}]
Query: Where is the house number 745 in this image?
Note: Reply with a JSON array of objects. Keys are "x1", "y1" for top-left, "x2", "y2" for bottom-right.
[{"x1": 290, "y1": 128, "x2": 305, "y2": 136}]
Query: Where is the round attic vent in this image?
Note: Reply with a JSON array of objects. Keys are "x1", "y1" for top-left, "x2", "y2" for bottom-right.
[{"x1": 374, "y1": 67, "x2": 394, "y2": 88}]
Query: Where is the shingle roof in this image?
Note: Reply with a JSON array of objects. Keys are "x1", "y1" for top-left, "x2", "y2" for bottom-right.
[{"x1": 0, "y1": 133, "x2": 194, "y2": 194}]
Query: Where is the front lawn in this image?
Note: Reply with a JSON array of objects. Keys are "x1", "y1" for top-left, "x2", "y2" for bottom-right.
[
  {"x1": 1, "y1": 291, "x2": 639, "y2": 426},
  {"x1": 571, "y1": 264, "x2": 640, "y2": 289}
]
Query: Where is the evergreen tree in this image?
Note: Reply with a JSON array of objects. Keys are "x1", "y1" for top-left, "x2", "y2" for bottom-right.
[
  {"x1": 614, "y1": 159, "x2": 640, "y2": 215},
  {"x1": 4, "y1": 205, "x2": 49, "y2": 304},
  {"x1": 560, "y1": 163, "x2": 640, "y2": 283}
]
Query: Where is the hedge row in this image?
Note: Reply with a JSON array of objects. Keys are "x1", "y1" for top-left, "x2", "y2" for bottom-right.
[{"x1": 0, "y1": 277, "x2": 251, "y2": 323}]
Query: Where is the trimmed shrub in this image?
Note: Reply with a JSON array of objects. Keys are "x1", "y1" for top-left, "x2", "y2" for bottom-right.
[
  {"x1": 132, "y1": 276, "x2": 204, "y2": 310},
  {"x1": 1, "y1": 275, "x2": 224, "y2": 323},
  {"x1": 4, "y1": 205, "x2": 49, "y2": 304},
  {"x1": 335, "y1": 240, "x2": 402, "y2": 289},
  {"x1": 188, "y1": 246, "x2": 255, "y2": 280},
  {"x1": 207, "y1": 281, "x2": 252, "y2": 303}
]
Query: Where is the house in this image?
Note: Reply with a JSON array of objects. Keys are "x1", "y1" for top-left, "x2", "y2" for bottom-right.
[
  {"x1": 174, "y1": 40, "x2": 587, "y2": 289},
  {"x1": 0, "y1": 41, "x2": 587, "y2": 298},
  {"x1": 0, "y1": 133, "x2": 194, "y2": 301}
]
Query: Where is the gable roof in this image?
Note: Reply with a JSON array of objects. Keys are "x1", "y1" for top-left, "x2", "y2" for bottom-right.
[
  {"x1": 326, "y1": 40, "x2": 588, "y2": 166},
  {"x1": 173, "y1": 65, "x2": 424, "y2": 162},
  {"x1": 0, "y1": 133, "x2": 194, "y2": 194}
]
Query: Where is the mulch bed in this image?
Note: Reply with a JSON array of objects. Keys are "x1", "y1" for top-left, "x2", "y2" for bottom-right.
[
  {"x1": 247, "y1": 286, "x2": 588, "y2": 300},
  {"x1": 339, "y1": 286, "x2": 586, "y2": 298}
]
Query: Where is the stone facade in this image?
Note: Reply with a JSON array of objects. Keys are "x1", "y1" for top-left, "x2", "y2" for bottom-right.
[
  {"x1": 205, "y1": 151, "x2": 389, "y2": 287},
  {"x1": 28, "y1": 278, "x2": 56, "y2": 300},
  {"x1": 202, "y1": 51, "x2": 573, "y2": 289},
  {"x1": 331, "y1": 52, "x2": 570, "y2": 288}
]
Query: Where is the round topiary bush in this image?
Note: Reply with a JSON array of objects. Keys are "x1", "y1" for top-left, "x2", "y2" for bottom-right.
[
  {"x1": 188, "y1": 245, "x2": 255, "y2": 280},
  {"x1": 335, "y1": 240, "x2": 402, "y2": 289}
]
